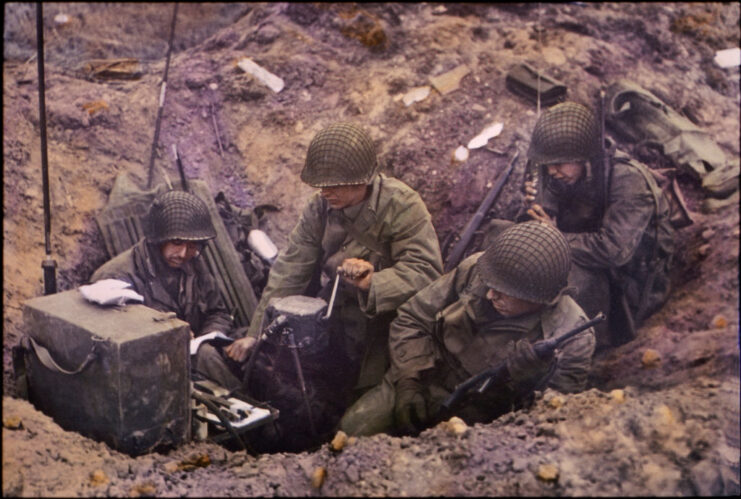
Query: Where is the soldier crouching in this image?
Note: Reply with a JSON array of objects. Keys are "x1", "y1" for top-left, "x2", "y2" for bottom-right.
[{"x1": 340, "y1": 221, "x2": 596, "y2": 436}]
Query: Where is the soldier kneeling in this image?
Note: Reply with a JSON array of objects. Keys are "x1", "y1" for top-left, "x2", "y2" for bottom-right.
[{"x1": 340, "y1": 221, "x2": 596, "y2": 436}]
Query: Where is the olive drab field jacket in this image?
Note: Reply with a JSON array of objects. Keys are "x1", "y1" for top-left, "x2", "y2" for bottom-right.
[
  {"x1": 90, "y1": 238, "x2": 233, "y2": 336},
  {"x1": 389, "y1": 252, "x2": 596, "y2": 418},
  {"x1": 247, "y1": 173, "x2": 443, "y2": 389},
  {"x1": 540, "y1": 153, "x2": 675, "y2": 319}
]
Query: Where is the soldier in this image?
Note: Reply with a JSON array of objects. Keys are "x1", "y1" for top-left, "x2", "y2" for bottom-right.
[
  {"x1": 90, "y1": 190, "x2": 239, "y2": 385},
  {"x1": 520, "y1": 101, "x2": 674, "y2": 348},
  {"x1": 221, "y1": 122, "x2": 443, "y2": 396},
  {"x1": 339, "y1": 221, "x2": 596, "y2": 436}
]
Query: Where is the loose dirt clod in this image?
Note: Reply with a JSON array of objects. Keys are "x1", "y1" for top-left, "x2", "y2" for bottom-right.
[
  {"x1": 642, "y1": 349, "x2": 662, "y2": 369},
  {"x1": 3, "y1": 416, "x2": 22, "y2": 429},
  {"x1": 610, "y1": 389, "x2": 626, "y2": 404},
  {"x1": 331, "y1": 430, "x2": 348, "y2": 452},
  {"x1": 442, "y1": 416, "x2": 469, "y2": 436},
  {"x1": 537, "y1": 464, "x2": 559, "y2": 482},
  {"x1": 548, "y1": 395, "x2": 565, "y2": 409},
  {"x1": 710, "y1": 314, "x2": 727, "y2": 329},
  {"x1": 311, "y1": 467, "x2": 327, "y2": 489},
  {"x1": 89, "y1": 469, "x2": 109, "y2": 486}
]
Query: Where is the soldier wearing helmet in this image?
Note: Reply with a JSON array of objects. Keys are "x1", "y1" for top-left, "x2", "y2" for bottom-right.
[
  {"x1": 520, "y1": 101, "x2": 674, "y2": 349},
  {"x1": 339, "y1": 221, "x2": 595, "y2": 437},
  {"x1": 225, "y1": 122, "x2": 443, "y2": 405},
  {"x1": 90, "y1": 190, "x2": 236, "y2": 383}
]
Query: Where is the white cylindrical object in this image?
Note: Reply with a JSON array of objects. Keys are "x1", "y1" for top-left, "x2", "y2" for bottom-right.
[{"x1": 247, "y1": 229, "x2": 278, "y2": 263}]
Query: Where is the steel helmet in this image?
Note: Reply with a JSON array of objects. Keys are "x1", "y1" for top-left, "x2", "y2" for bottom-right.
[
  {"x1": 300, "y1": 122, "x2": 377, "y2": 187},
  {"x1": 478, "y1": 221, "x2": 571, "y2": 304},
  {"x1": 146, "y1": 190, "x2": 216, "y2": 244}
]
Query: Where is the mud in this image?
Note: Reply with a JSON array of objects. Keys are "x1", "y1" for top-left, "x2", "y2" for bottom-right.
[{"x1": 3, "y1": 2, "x2": 739, "y2": 496}]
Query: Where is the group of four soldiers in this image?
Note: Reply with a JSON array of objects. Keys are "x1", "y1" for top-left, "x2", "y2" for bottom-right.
[{"x1": 91, "y1": 101, "x2": 674, "y2": 448}]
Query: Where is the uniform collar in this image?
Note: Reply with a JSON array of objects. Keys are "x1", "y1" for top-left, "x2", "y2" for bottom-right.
[{"x1": 337, "y1": 173, "x2": 382, "y2": 221}]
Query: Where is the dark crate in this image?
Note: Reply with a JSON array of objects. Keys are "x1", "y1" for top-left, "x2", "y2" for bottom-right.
[{"x1": 22, "y1": 289, "x2": 191, "y2": 456}]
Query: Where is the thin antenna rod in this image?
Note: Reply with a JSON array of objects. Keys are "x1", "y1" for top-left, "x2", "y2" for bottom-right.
[{"x1": 37, "y1": 3, "x2": 57, "y2": 295}]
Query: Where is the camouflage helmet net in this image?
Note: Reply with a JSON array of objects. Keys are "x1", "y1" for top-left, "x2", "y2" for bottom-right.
[
  {"x1": 146, "y1": 190, "x2": 216, "y2": 244},
  {"x1": 478, "y1": 221, "x2": 571, "y2": 304},
  {"x1": 527, "y1": 101, "x2": 601, "y2": 167},
  {"x1": 300, "y1": 122, "x2": 377, "y2": 187}
]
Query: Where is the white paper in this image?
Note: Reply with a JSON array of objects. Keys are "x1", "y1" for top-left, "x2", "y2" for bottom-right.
[
  {"x1": 237, "y1": 57, "x2": 284, "y2": 93},
  {"x1": 467, "y1": 122, "x2": 504, "y2": 149},
  {"x1": 403, "y1": 86, "x2": 431, "y2": 107},
  {"x1": 190, "y1": 331, "x2": 233, "y2": 356},
  {"x1": 78, "y1": 279, "x2": 144, "y2": 306},
  {"x1": 714, "y1": 48, "x2": 741, "y2": 68}
]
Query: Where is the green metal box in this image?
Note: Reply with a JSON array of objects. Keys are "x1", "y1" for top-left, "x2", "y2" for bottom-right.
[{"x1": 22, "y1": 289, "x2": 191, "y2": 455}]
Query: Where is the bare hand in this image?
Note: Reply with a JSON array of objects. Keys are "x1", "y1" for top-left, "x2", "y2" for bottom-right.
[
  {"x1": 526, "y1": 204, "x2": 556, "y2": 227},
  {"x1": 523, "y1": 179, "x2": 537, "y2": 203},
  {"x1": 338, "y1": 258, "x2": 374, "y2": 291},
  {"x1": 224, "y1": 336, "x2": 256, "y2": 362}
]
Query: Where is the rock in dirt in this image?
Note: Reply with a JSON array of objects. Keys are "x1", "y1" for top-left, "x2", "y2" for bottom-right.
[
  {"x1": 642, "y1": 349, "x2": 662, "y2": 369},
  {"x1": 89, "y1": 469, "x2": 109, "y2": 486},
  {"x1": 331, "y1": 430, "x2": 348, "y2": 452},
  {"x1": 547, "y1": 394, "x2": 565, "y2": 409},
  {"x1": 610, "y1": 389, "x2": 626, "y2": 404},
  {"x1": 128, "y1": 481, "x2": 157, "y2": 497},
  {"x1": 710, "y1": 314, "x2": 728, "y2": 329},
  {"x1": 311, "y1": 466, "x2": 327, "y2": 489},
  {"x1": 441, "y1": 416, "x2": 469, "y2": 436},
  {"x1": 537, "y1": 463, "x2": 559, "y2": 482},
  {"x1": 3, "y1": 416, "x2": 23, "y2": 429}
]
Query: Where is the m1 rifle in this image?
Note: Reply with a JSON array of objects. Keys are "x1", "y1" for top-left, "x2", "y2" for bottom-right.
[
  {"x1": 439, "y1": 312, "x2": 605, "y2": 416},
  {"x1": 444, "y1": 150, "x2": 519, "y2": 272},
  {"x1": 146, "y1": 2, "x2": 179, "y2": 188}
]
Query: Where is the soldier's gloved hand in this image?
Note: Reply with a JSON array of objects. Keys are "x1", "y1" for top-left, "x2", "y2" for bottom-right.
[
  {"x1": 224, "y1": 336, "x2": 257, "y2": 362},
  {"x1": 505, "y1": 339, "x2": 554, "y2": 386},
  {"x1": 338, "y1": 258, "x2": 374, "y2": 291},
  {"x1": 394, "y1": 377, "x2": 427, "y2": 434}
]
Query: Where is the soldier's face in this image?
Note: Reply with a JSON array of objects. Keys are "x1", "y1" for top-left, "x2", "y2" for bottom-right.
[
  {"x1": 486, "y1": 288, "x2": 542, "y2": 317},
  {"x1": 546, "y1": 162, "x2": 585, "y2": 185},
  {"x1": 319, "y1": 184, "x2": 369, "y2": 209},
  {"x1": 160, "y1": 239, "x2": 204, "y2": 268}
]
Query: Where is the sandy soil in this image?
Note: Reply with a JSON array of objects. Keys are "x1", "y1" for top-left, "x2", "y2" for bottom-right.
[{"x1": 3, "y1": 2, "x2": 739, "y2": 496}]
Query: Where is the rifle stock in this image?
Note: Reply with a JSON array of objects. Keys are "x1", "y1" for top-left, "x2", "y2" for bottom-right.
[{"x1": 444, "y1": 150, "x2": 519, "y2": 272}]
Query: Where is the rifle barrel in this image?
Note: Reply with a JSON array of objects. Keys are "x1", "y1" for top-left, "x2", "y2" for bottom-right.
[
  {"x1": 147, "y1": 2, "x2": 179, "y2": 188},
  {"x1": 444, "y1": 150, "x2": 519, "y2": 272}
]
